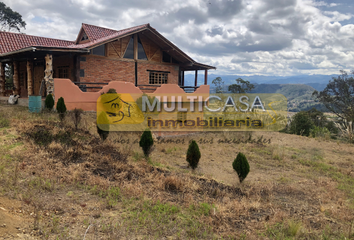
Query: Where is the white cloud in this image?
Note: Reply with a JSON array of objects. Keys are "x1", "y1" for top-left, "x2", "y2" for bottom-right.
[{"x1": 2, "y1": 0, "x2": 354, "y2": 76}]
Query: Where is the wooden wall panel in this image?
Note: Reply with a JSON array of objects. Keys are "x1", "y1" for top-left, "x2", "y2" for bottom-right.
[{"x1": 139, "y1": 33, "x2": 161, "y2": 62}]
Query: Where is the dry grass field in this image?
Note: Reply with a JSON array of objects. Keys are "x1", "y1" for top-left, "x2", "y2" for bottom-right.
[{"x1": 0, "y1": 103, "x2": 354, "y2": 239}]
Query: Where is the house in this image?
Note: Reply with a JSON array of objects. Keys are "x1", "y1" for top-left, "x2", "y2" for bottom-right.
[{"x1": 0, "y1": 23, "x2": 215, "y2": 98}]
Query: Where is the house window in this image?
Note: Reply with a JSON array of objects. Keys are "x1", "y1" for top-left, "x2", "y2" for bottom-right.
[
  {"x1": 149, "y1": 71, "x2": 168, "y2": 85},
  {"x1": 91, "y1": 45, "x2": 105, "y2": 56},
  {"x1": 163, "y1": 51, "x2": 171, "y2": 63},
  {"x1": 58, "y1": 67, "x2": 69, "y2": 78},
  {"x1": 80, "y1": 69, "x2": 85, "y2": 77},
  {"x1": 123, "y1": 35, "x2": 148, "y2": 60},
  {"x1": 137, "y1": 36, "x2": 147, "y2": 60},
  {"x1": 81, "y1": 32, "x2": 88, "y2": 41}
]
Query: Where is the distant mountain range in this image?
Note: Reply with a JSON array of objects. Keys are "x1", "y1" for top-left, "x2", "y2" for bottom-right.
[
  {"x1": 184, "y1": 73, "x2": 336, "y2": 91},
  {"x1": 184, "y1": 74, "x2": 335, "y2": 112}
]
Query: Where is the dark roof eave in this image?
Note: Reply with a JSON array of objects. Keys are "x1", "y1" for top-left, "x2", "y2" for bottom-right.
[
  {"x1": 193, "y1": 62, "x2": 216, "y2": 70},
  {"x1": 0, "y1": 46, "x2": 89, "y2": 57}
]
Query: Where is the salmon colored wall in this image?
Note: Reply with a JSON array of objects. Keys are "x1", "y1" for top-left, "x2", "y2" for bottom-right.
[{"x1": 54, "y1": 78, "x2": 210, "y2": 111}]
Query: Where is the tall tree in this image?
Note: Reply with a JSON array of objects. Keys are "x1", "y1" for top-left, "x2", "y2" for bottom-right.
[
  {"x1": 313, "y1": 70, "x2": 354, "y2": 122},
  {"x1": 212, "y1": 77, "x2": 224, "y2": 93},
  {"x1": 0, "y1": 2, "x2": 26, "y2": 32},
  {"x1": 228, "y1": 78, "x2": 255, "y2": 93}
]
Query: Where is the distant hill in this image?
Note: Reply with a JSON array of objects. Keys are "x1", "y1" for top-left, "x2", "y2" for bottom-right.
[
  {"x1": 250, "y1": 84, "x2": 327, "y2": 112},
  {"x1": 184, "y1": 73, "x2": 335, "y2": 91},
  {"x1": 183, "y1": 73, "x2": 334, "y2": 112}
]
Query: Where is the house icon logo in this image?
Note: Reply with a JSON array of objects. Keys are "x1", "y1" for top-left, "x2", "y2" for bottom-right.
[{"x1": 97, "y1": 92, "x2": 144, "y2": 130}]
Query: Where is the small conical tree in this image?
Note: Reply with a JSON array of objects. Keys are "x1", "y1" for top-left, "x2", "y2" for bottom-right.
[
  {"x1": 186, "y1": 140, "x2": 201, "y2": 170},
  {"x1": 232, "y1": 152, "x2": 250, "y2": 183},
  {"x1": 97, "y1": 111, "x2": 109, "y2": 141},
  {"x1": 139, "y1": 129, "x2": 154, "y2": 157},
  {"x1": 45, "y1": 94, "x2": 54, "y2": 110},
  {"x1": 56, "y1": 97, "x2": 67, "y2": 121}
]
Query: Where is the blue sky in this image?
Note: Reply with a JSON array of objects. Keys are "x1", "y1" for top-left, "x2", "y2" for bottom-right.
[{"x1": 4, "y1": 0, "x2": 354, "y2": 76}]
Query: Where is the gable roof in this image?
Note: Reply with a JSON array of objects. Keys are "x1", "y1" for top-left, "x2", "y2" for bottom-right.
[
  {"x1": 70, "y1": 23, "x2": 150, "y2": 49},
  {"x1": 0, "y1": 23, "x2": 215, "y2": 70}
]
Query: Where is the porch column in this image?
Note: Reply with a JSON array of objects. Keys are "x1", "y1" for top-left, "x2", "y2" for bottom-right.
[
  {"x1": 0, "y1": 63, "x2": 5, "y2": 96},
  {"x1": 204, "y1": 69, "x2": 208, "y2": 85},
  {"x1": 44, "y1": 54, "x2": 54, "y2": 96},
  {"x1": 27, "y1": 61, "x2": 33, "y2": 96},
  {"x1": 13, "y1": 61, "x2": 20, "y2": 95},
  {"x1": 181, "y1": 71, "x2": 185, "y2": 86},
  {"x1": 194, "y1": 70, "x2": 198, "y2": 87}
]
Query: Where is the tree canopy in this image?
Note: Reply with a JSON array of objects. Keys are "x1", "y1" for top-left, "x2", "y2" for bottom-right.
[
  {"x1": 313, "y1": 70, "x2": 354, "y2": 121},
  {"x1": 211, "y1": 77, "x2": 224, "y2": 93},
  {"x1": 0, "y1": 2, "x2": 26, "y2": 32},
  {"x1": 228, "y1": 78, "x2": 255, "y2": 93}
]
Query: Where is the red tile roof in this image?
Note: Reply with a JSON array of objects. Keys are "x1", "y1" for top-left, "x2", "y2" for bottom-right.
[
  {"x1": 0, "y1": 23, "x2": 150, "y2": 54},
  {"x1": 0, "y1": 31, "x2": 74, "y2": 54},
  {"x1": 69, "y1": 23, "x2": 149, "y2": 48},
  {"x1": 81, "y1": 23, "x2": 119, "y2": 41}
]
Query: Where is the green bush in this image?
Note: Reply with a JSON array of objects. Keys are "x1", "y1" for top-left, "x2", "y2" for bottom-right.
[
  {"x1": 186, "y1": 140, "x2": 201, "y2": 170},
  {"x1": 97, "y1": 111, "x2": 109, "y2": 141},
  {"x1": 310, "y1": 126, "x2": 331, "y2": 139},
  {"x1": 289, "y1": 111, "x2": 314, "y2": 136},
  {"x1": 232, "y1": 152, "x2": 250, "y2": 183},
  {"x1": 56, "y1": 97, "x2": 67, "y2": 121},
  {"x1": 44, "y1": 94, "x2": 54, "y2": 110},
  {"x1": 139, "y1": 129, "x2": 154, "y2": 157},
  {"x1": 106, "y1": 88, "x2": 117, "y2": 94}
]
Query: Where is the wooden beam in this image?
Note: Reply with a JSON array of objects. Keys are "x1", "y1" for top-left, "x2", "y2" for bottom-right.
[
  {"x1": 44, "y1": 54, "x2": 54, "y2": 97},
  {"x1": 0, "y1": 63, "x2": 5, "y2": 96},
  {"x1": 133, "y1": 33, "x2": 138, "y2": 60},
  {"x1": 75, "y1": 55, "x2": 80, "y2": 83},
  {"x1": 204, "y1": 69, "x2": 208, "y2": 85},
  {"x1": 110, "y1": 42, "x2": 120, "y2": 58},
  {"x1": 27, "y1": 61, "x2": 33, "y2": 96},
  {"x1": 182, "y1": 71, "x2": 185, "y2": 86},
  {"x1": 13, "y1": 61, "x2": 20, "y2": 95},
  {"x1": 194, "y1": 70, "x2": 198, "y2": 87}
]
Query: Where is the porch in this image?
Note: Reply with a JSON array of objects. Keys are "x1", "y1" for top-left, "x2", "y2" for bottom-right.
[{"x1": 0, "y1": 96, "x2": 45, "y2": 108}]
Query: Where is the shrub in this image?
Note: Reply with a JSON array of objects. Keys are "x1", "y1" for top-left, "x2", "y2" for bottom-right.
[
  {"x1": 310, "y1": 126, "x2": 331, "y2": 139},
  {"x1": 186, "y1": 140, "x2": 201, "y2": 170},
  {"x1": 139, "y1": 129, "x2": 154, "y2": 157},
  {"x1": 289, "y1": 111, "x2": 314, "y2": 136},
  {"x1": 106, "y1": 88, "x2": 117, "y2": 94},
  {"x1": 232, "y1": 152, "x2": 250, "y2": 183},
  {"x1": 56, "y1": 97, "x2": 67, "y2": 122},
  {"x1": 71, "y1": 108, "x2": 83, "y2": 130},
  {"x1": 44, "y1": 94, "x2": 54, "y2": 110},
  {"x1": 97, "y1": 111, "x2": 109, "y2": 141}
]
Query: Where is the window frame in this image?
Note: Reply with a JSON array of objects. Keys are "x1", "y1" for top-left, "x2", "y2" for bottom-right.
[
  {"x1": 57, "y1": 66, "x2": 70, "y2": 78},
  {"x1": 148, "y1": 70, "x2": 169, "y2": 85}
]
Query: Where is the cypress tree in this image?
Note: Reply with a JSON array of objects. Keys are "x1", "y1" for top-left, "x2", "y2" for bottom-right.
[
  {"x1": 139, "y1": 129, "x2": 154, "y2": 157},
  {"x1": 232, "y1": 152, "x2": 250, "y2": 183},
  {"x1": 97, "y1": 111, "x2": 110, "y2": 141},
  {"x1": 56, "y1": 97, "x2": 67, "y2": 121},
  {"x1": 186, "y1": 140, "x2": 201, "y2": 170},
  {"x1": 45, "y1": 94, "x2": 54, "y2": 110}
]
